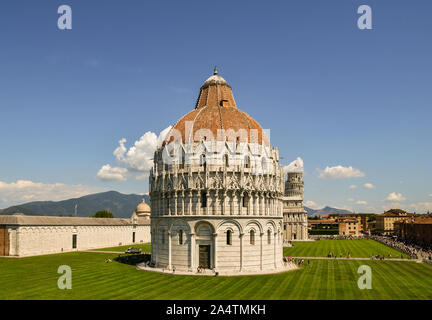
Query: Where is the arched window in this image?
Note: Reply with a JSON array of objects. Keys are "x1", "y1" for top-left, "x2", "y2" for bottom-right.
[
  {"x1": 242, "y1": 195, "x2": 248, "y2": 208},
  {"x1": 226, "y1": 230, "x2": 232, "y2": 245},
  {"x1": 200, "y1": 154, "x2": 206, "y2": 171},
  {"x1": 178, "y1": 230, "x2": 183, "y2": 245},
  {"x1": 201, "y1": 191, "x2": 207, "y2": 208},
  {"x1": 224, "y1": 153, "x2": 229, "y2": 167},
  {"x1": 250, "y1": 230, "x2": 255, "y2": 245},
  {"x1": 267, "y1": 229, "x2": 271, "y2": 245},
  {"x1": 244, "y1": 155, "x2": 250, "y2": 168}
]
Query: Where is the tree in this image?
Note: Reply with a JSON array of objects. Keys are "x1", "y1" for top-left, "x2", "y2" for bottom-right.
[
  {"x1": 92, "y1": 210, "x2": 114, "y2": 218},
  {"x1": 308, "y1": 216, "x2": 321, "y2": 220},
  {"x1": 368, "y1": 214, "x2": 376, "y2": 222}
]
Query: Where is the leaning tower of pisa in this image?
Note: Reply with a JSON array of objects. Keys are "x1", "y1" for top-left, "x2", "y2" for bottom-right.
[{"x1": 283, "y1": 172, "x2": 308, "y2": 241}]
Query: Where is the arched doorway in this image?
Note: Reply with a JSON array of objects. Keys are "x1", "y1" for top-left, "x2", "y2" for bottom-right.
[{"x1": 194, "y1": 222, "x2": 215, "y2": 270}]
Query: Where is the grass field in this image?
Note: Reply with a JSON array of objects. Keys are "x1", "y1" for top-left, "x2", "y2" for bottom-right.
[
  {"x1": 1, "y1": 250, "x2": 431, "y2": 300},
  {"x1": 283, "y1": 240, "x2": 410, "y2": 259}
]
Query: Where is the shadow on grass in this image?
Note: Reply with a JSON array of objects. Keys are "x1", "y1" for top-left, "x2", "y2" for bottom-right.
[{"x1": 114, "y1": 253, "x2": 151, "y2": 266}]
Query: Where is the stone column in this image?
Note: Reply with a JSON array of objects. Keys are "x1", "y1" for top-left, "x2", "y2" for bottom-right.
[
  {"x1": 239, "y1": 232, "x2": 244, "y2": 272},
  {"x1": 188, "y1": 191, "x2": 192, "y2": 215},
  {"x1": 190, "y1": 232, "x2": 196, "y2": 271},
  {"x1": 181, "y1": 191, "x2": 184, "y2": 215},
  {"x1": 168, "y1": 230, "x2": 172, "y2": 270},
  {"x1": 260, "y1": 232, "x2": 264, "y2": 270},
  {"x1": 266, "y1": 196, "x2": 269, "y2": 216},
  {"x1": 259, "y1": 193, "x2": 263, "y2": 215},
  {"x1": 197, "y1": 191, "x2": 201, "y2": 215},
  {"x1": 213, "y1": 232, "x2": 218, "y2": 270},
  {"x1": 206, "y1": 191, "x2": 210, "y2": 215},
  {"x1": 174, "y1": 193, "x2": 178, "y2": 215},
  {"x1": 274, "y1": 231, "x2": 277, "y2": 269}
]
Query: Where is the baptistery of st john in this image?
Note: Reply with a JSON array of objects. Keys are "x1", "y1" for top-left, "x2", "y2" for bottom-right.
[{"x1": 149, "y1": 68, "x2": 290, "y2": 274}]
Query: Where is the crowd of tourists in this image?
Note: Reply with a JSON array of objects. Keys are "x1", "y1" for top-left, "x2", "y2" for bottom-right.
[
  {"x1": 326, "y1": 252, "x2": 351, "y2": 258},
  {"x1": 371, "y1": 235, "x2": 432, "y2": 261},
  {"x1": 284, "y1": 256, "x2": 310, "y2": 266},
  {"x1": 312, "y1": 235, "x2": 359, "y2": 240}
]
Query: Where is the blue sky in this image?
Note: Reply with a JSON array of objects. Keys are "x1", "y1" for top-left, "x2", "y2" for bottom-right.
[{"x1": 0, "y1": 0, "x2": 431, "y2": 212}]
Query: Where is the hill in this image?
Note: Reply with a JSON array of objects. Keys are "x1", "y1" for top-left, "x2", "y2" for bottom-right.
[
  {"x1": 0, "y1": 191, "x2": 149, "y2": 218},
  {"x1": 305, "y1": 206, "x2": 352, "y2": 217}
]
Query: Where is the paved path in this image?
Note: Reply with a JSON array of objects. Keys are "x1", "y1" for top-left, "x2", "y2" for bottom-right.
[
  {"x1": 289, "y1": 256, "x2": 420, "y2": 262},
  {"x1": 83, "y1": 250, "x2": 124, "y2": 254}
]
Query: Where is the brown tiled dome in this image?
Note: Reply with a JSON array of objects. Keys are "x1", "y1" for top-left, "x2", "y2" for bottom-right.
[{"x1": 164, "y1": 68, "x2": 269, "y2": 146}]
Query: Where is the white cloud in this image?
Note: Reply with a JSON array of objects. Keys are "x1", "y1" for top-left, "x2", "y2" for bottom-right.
[
  {"x1": 98, "y1": 126, "x2": 172, "y2": 182},
  {"x1": 318, "y1": 166, "x2": 365, "y2": 179},
  {"x1": 409, "y1": 202, "x2": 432, "y2": 212},
  {"x1": 304, "y1": 200, "x2": 319, "y2": 209},
  {"x1": 429, "y1": 194, "x2": 432, "y2": 198},
  {"x1": 364, "y1": 183, "x2": 375, "y2": 189},
  {"x1": 386, "y1": 192, "x2": 406, "y2": 202},
  {"x1": 136, "y1": 173, "x2": 149, "y2": 181},
  {"x1": 283, "y1": 157, "x2": 304, "y2": 173},
  {"x1": 347, "y1": 198, "x2": 355, "y2": 202},
  {"x1": 349, "y1": 185, "x2": 358, "y2": 190},
  {"x1": 381, "y1": 203, "x2": 406, "y2": 211},
  {"x1": 0, "y1": 180, "x2": 102, "y2": 208},
  {"x1": 356, "y1": 200, "x2": 368, "y2": 205},
  {"x1": 336, "y1": 205, "x2": 353, "y2": 212},
  {"x1": 97, "y1": 165, "x2": 128, "y2": 182}
]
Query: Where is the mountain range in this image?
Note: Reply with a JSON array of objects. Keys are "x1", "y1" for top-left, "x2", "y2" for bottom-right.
[
  {"x1": 305, "y1": 206, "x2": 351, "y2": 217},
  {"x1": 0, "y1": 191, "x2": 150, "y2": 218},
  {"x1": 0, "y1": 191, "x2": 350, "y2": 218}
]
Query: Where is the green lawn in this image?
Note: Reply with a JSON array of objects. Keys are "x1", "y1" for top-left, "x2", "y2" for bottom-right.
[
  {"x1": 1, "y1": 251, "x2": 431, "y2": 300},
  {"x1": 284, "y1": 240, "x2": 410, "y2": 259},
  {"x1": 92, "y1": 243, "x2": 151, "y2": 252}
]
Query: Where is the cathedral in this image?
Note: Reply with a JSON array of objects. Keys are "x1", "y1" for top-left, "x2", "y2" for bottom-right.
[{"x1": 148, "y1": 68, "x2": 298, "y2": 275}]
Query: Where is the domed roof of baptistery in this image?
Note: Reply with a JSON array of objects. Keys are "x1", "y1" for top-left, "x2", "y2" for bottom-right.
[
  {"x1": 135, "y1": 199, "x2": 150, "y2": 215},
  {"x1": 163, "y1": 67, "x2": 269, "y2": 146}
]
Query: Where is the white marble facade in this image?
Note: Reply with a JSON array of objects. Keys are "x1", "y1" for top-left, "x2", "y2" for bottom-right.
[{"x1": 149, "y1": 70, "x2": 286, "y2": 274}]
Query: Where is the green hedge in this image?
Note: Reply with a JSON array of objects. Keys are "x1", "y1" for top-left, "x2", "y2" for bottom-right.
[{"x1": 308, "y1": 230, "x2": 339, "y2": 235}]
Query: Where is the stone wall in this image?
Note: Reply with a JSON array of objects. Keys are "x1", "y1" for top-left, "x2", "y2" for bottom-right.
[{"x1": 6, "y1": 224, "x2": 150, "y2": 257}]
